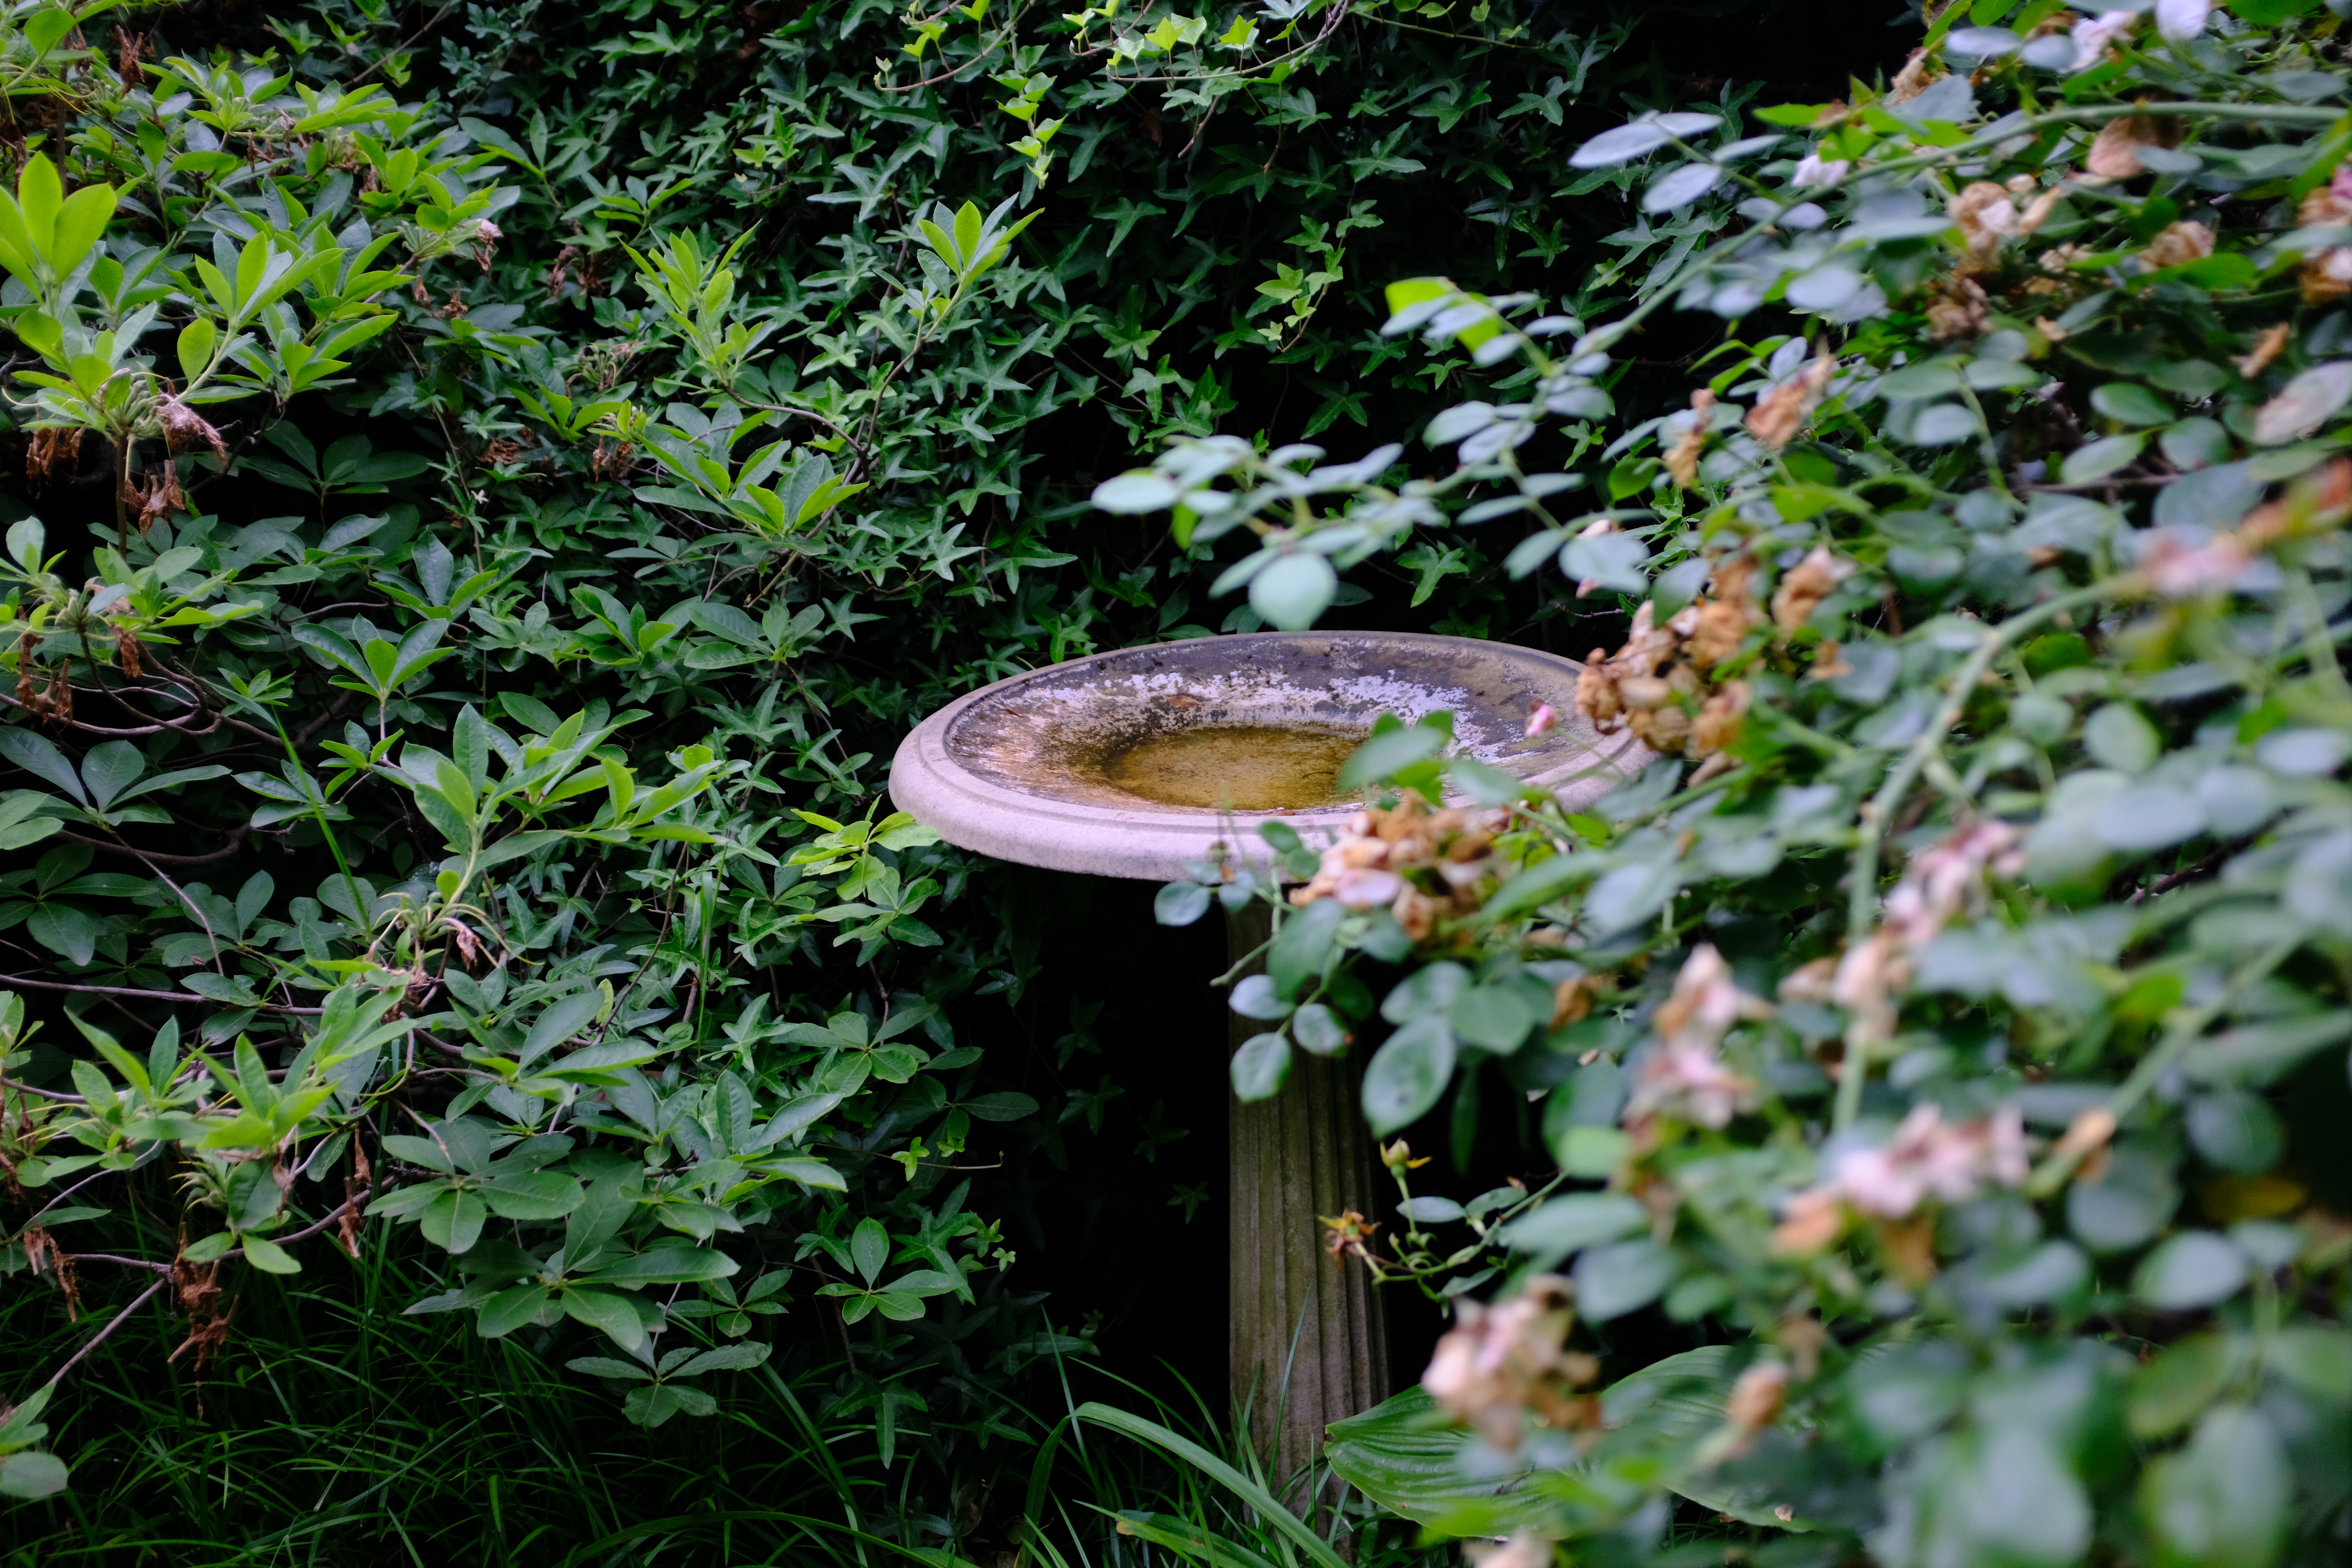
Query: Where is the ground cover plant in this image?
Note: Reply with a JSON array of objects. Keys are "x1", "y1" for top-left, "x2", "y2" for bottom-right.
[
  {"x1": 0, "y1": 0, "x2": 1899, "y2": 1557},
  {"x1": 1120, "y1": 2, "x2": 2352, "y2": 1566}
]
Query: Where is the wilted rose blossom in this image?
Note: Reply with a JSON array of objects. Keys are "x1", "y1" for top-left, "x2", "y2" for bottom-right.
[
  {"x1": 1569, "y1": 515, "x2": 1620, "y2": 597},
  {"x1": 2155, "y1": 0, "x2": 2211, "y2": 39},
  {"x1": 2141, "y1": 221, "x2": 2214, "y2": 270},
  {"x1": 1832, "y1": 820, "x2": 2021, "y2": 1048},
  {"x1": 1683, "y1": 556, "x2": 1762, "y2": 670},
  {"x1": 1290, "y1": 798, "x2": 1505, "y2": 930},
  {"x1": 1691, "y1": 680, "x2": 1750, "y2": 761},
  {"x1": 2070, "y1": 9, "x2": 2138, "y2": 70},
  {"x1": 1625, "y1": 946, "x2": 1767, "y2": 1129},
  {"x1": 2295, "y1": 168, "x2": 2352, "y2": 303},
  {"x1": 1627, "y1": 1040, "x2": 1759, "y2": 1130},
  {"x1": 1791, "y1": 152, "x2": 1849, "y2": 189},
  {"x1": 2143, "y1": 528, "x2": 2255, "y2": 598},
  {"x1": 1949, "y1": 182, "x2": 2018, "y2": 262},
  {"x1": 1464, "y1": 1535, "x2": 1554, "y2": 1568},
  {"x1": 1770, "y1": 546, "x2": 1854, "y2": 633},
  {"x1": 1331, "y1": 866, "x2": 1403, "y2": 909},
  {"x1": 1923, "y1": 275, "x2": 1990, "y2": 341},
  {"x1": 2237, "y1": 323, "x2": 2291, "y2": 377},
  {"x1": 1722, "y1": 1359, "x2": 1789, "y2": 1449},
  {"x1": 1664, "y1": 388, "x2": 1715, "y2": 488},
  {"x1": 2141, "y1": 460, "x2": 2352, "y2": 597},
  {"x1": 1817, "y1": 1103, "x2": 2031, "y2": 1219},
  {"x1": 1830, "y1": 928, "x2": 1902, "y2": 1049},
  {"x1": 1883, "y1": 820, "x2": 2021, "y2": 946},
  {"x1": 2015, "y1": 182, "x2": 2069, "y2": 236},
  {"x1": 1885, "y1": 47, "x2": 1936, "y2": 105},
  {"x1": 1745, "y1": 357, "x2": 1833, "y2": 451},
  {"x1": 1423, "y1": 1276, "x2": 1596, "y2": 1450}
]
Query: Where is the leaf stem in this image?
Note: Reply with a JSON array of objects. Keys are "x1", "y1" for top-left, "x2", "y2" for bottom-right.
[
  {"x1": 263, "y1": 705, "x2": 369, "y2": 940},
  {"x1": 2024, "y1": 938, "x2": 2296, "y2": 1197},
  {"x1": 1835, "y1": 575, "x2": 2127, "y2": 1131}
]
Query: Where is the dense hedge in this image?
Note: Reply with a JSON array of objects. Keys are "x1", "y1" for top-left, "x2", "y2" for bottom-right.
[{"x1": 0, "y1": 0, "x2": 1891, "y2": 1555}]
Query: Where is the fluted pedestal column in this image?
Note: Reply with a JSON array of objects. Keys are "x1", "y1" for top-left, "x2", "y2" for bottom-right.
[{"x1": 1227, "y1": 904, "x2": 1388, "y2": 1508}]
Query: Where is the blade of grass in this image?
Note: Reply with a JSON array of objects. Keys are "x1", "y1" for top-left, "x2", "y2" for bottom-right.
[{"x1": 1070, "y1": 1403, "x2": 1348, "y2": 1568}]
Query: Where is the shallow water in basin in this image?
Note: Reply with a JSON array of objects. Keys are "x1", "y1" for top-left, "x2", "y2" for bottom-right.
[{"x1": 1102, "y1": 724, "x2": 1364, "y2": 811}]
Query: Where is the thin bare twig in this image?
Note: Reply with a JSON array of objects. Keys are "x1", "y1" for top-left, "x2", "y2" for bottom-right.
[
  {"x1": 62, "y1": 827, "x2": 250, "y2": 866},
  {"x1": 65, "y1": 1253, "x2": 173, "y2": 1275},
  {"x1": 348, "y1": 1, "x2": 458, "y2": 86},
  {"x1": 0, "y1": 973, "x2": 323, "y2": 1014},
  {"x1": 0, "y1": 1075, "x2": 85, "y2": 1103},
  {"x1": 42, "y1": 1278, "x2": 165, "y2": 1389},
  {"x1": 271, "y1": 1181, "x2": 390, "y2": 1248}
]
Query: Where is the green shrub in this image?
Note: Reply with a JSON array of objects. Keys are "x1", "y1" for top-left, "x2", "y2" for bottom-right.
[{"x1": 0, "y1": 0, "x2": 1685, "y2": 1543}]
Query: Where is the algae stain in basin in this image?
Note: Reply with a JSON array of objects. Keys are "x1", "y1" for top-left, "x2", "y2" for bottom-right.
[{"x1": 1100, "y1": 723, "x2": 1365, "y2": 811}]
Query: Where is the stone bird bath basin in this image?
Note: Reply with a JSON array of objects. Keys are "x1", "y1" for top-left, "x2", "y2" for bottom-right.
[{"x1": 890, "y1": 631, "x2": 1643, "y2": 1496}]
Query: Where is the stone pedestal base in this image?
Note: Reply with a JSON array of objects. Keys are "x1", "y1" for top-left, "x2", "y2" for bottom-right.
[{"x1": 1227, "y1": 905, "x2": 1388, "y2": 1507}]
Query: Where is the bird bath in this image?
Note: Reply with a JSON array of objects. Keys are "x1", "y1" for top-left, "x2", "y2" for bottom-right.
[{"x1": 889, "y1": 631, "x2": 1643, "y2": 1492}]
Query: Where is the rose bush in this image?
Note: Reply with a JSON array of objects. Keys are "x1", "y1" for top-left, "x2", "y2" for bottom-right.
[{"x1": 1121, "y1": 3, "x2": 2352, "y2": 1564}]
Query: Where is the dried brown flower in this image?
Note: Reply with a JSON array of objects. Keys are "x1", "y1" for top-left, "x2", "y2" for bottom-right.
[
  {"x1": 113, "y1": 26, "x2": 152, "y2": 90},
  {"x1": 2087, "y1": 114, "x2": 2162, "y2": 180},
  {"x1": 1392, "y1": 886, "x2": 1439, "y2": 941},
  {"x1": 127, "y1": 461, "x2": 185, "y2": 534},
  {"x1": 1575, "y1": 651, "x2": 1623, "y2": 726},
  {"x1": 1627, "y1": 946, "x2": 1766, "y2": 1129},
  {"x1": 1664, "y1": 388, "x2": 1715, "y2": 489},
  {"x1": 1423, "y1": 1274, "x2": 1594, "y2": 1450},
  {"x1": 1691, "y1": 679, "x2": 1750, "y2": 757},
  {"x1": 1886, "y1": 47, "x2": 1938, "y2": 105},
  {"x1": 1322, "y1": 1209, "x2": 1378, "y2": 1261},
  {"x1": 2236, "y1": 323, "x2": 2291, "y2": 378},
  {"x1": 1771, "y1": 546, "x2": 1854, "y2": 633},
  {"x1": 1949, "y1": 181, "x2": 2019, "y2": 263},
  {"x1": 1773, "y1": 1187, "x2": 1845, "y2": 1255},
  {"x1": 1549, "y1": 975, "x2": 1595, "y2": 1027},
  {"x1": 1923, "y1": 275, "x2": 1989, "y2": 341},
  {"x1": 25, "y1": 425, "x2": 82, "y2": 484},
  {"x1": 2016, "y1": 183, "x2": 2069, "y2": 238},
  {"x1": 158, "y1": 396, "x2": 229, "y2": 462},
  {"x1": 1777, "y1": 956, "x2": 1837, "y2": 1004},
  {"x1": 1683, "y1": 556, "x2": 1762, "y2": 670},
  {"x1": 20, "y1": 1225, "x2": 79, "y2": 1319},
  {"x1": 169, "y1": 1250, "x2": 234, "y2": 1373},
  {"x1": 109, "y1": 618, "x2": 144, "y2": 679},
  {"x1": 1778, "y1": 1314, "x2": 1829, "y2": 1381},
  {"x1": 1724, "y1": 1360, "x2": 1789, "y2": 1434},
  {"x1": 1626, "y1": 700, "x2": 1692, "y2": 753},
  {"x1": 2140, "y1": 220, "x2": 2214, "y2": 270},
  {"x1": 1876, "y1": 1214, "x2": 1939, "y2": 1285},
  {"x1": 2297, "y1": 169, "x2": 2352, "y2": 301},
  {"x1": 1745, "y1": 357, "x2": 1834, "y2": 452}
]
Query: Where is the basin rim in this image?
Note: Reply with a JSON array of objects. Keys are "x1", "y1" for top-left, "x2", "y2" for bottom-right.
[{"x1": 888, "y1": 631, "x2": 1647, "y2": 882}]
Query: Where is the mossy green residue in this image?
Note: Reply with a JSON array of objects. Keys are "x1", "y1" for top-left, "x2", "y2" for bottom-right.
[{"x1": 1102, "y1": 724, "x2": 1363, "y2": 811}]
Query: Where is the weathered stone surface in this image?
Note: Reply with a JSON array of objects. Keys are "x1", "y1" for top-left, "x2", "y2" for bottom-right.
[{"x1": 890, "y1": 630, "x2": 1644, "y2": 881}]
